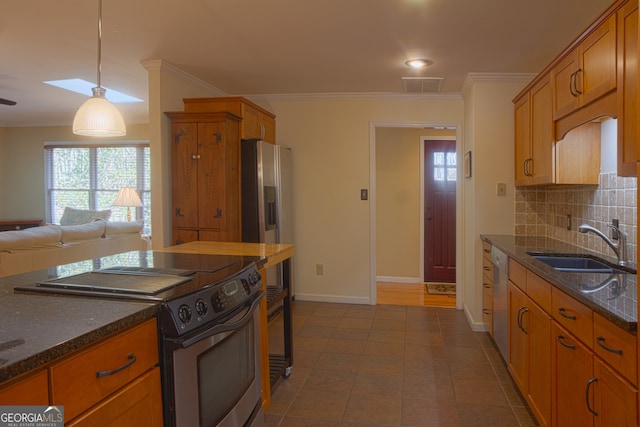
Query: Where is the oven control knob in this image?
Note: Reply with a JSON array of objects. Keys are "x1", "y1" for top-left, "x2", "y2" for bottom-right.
[
  {"x1": 249, "y1": 271, "x2": 262, "y2": 287},
  {"x1": 195, "y1": 298, "x2": 208, "y2": 316},
  {"x1": 178, "y1": 304, "x2": 192, "y2": 324}
]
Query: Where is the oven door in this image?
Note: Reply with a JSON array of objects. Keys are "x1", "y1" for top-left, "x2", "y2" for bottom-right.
[{"x1": 165, "y1": 292, "x2": 264, "y2": 427}]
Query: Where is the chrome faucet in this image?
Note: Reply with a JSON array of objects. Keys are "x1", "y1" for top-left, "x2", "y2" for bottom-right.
[{"x1": 578, "y1": 223, "x2": 628, "y2": 267}]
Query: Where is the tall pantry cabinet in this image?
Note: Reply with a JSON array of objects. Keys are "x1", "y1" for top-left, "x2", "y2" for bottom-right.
[{"x1": 166, "y1": 112, "x2": 242, "y2": 244}]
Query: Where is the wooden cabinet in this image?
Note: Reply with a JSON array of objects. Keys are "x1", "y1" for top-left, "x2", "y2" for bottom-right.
[
  {"x1": 50, "y1": 319, "x2": 161, "y2": 424},
  {"x1": 514, "y1": 76, "x2": 554, "y2": 186},
  {"x1": 552, "y1": 321, "x2": 595, "y2": 426},
  {"x1": 552, "y1": 321, "x2": 638, "y2": 427},
  {"x1": 0, "y1": 369, "x2": 49, "y2": 405},
  {"x1": 508, "y1": 282, "x2": 552, "y2": 426},
  {"x1": 506, "y1": 255, "x2": 638, "y2": 427},
  {"x1": 482, "y1": 241, "x2": 493, "y2": 334},
  {"x1": 183, "y1": 96, "x2": 276, "y2": 144},
  {"x1": 0, "y1": 319, "x2": 162, "y2": 425},
  {"x1": 552, "y1": 14, "x2": 617, "y2": 120},
  {"x1": 166, "y1": 112, "x2": 242, "y2": 245},
  {"x1": 616, "y1": 0, "x2": 638, "y2": 176}
]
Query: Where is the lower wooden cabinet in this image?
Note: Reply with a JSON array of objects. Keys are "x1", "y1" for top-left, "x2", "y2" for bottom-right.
[
  {"x1": 552, "y1": 321, "x2": 638, "y2": 427},
  {"x1": 508, "y1": 283, "x2": 551, "y2": 426},
  {"x1": 0, "y1": 369, "x2": 49, "y2": 405},
  {"x1": 66, "y1": 367, "x2": 163, "y2": 427}
]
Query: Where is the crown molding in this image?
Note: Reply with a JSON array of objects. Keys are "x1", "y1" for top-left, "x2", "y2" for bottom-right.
[
  {"x1": 461, "y1": 72, "x2": 537, "y2": 96},
  {"x1": 140, "y1": 59, "x2": 227, "y2": 96}
]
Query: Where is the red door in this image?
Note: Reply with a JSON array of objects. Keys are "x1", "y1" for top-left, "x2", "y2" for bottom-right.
[{"x1": 424, "y1": 140, "x2": 456, "y2": 283}]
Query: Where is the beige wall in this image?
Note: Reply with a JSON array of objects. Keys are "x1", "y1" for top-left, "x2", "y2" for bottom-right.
[
  {"x1": 461, "y1": 76, "x2": 529, "y2": 328},
  {"x1": 0, "y1": 124, "x2": 150, "y2": 221},
  {"x1": 375, "y1": 127, "x2": 456, "y2": 282},
  {"x1": 254, "y1": 95, "x2": 464, "y2": 304}
]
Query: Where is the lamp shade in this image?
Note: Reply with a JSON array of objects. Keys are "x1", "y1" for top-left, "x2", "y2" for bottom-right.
[
  {"x1": 73, "y1": 88, "x2": 126, "y2": 137},
  {"x1": 112, "y1": 187, "x2": 142, "y2": 207}
]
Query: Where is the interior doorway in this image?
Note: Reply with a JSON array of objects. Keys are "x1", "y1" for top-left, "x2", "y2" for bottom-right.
[{"x1": 371, "y1": 124, "x2": 460, "y2": 308}]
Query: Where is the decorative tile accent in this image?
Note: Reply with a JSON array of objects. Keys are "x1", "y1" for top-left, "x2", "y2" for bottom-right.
[{"x1": 515, "y1": 173, "x2": 637, "y2": 264}]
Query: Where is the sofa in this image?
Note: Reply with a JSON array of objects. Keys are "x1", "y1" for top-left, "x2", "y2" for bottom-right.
[{"x1": 0, "y1": 217, "x2": 149, "y2": 277}]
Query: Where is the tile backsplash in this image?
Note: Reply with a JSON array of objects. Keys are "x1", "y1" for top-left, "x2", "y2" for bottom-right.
[{"x1": 515, "y1": 172, "x2": 637, "y2": 265}]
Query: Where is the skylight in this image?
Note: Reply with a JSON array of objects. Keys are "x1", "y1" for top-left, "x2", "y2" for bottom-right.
[{"x1": 44, "y1": 79, "x2": 143, "y2": 103}]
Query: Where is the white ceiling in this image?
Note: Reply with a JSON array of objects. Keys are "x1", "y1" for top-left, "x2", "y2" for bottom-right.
[{"x1": 1, "y1": 0, "x2": 613, "y2": 127}]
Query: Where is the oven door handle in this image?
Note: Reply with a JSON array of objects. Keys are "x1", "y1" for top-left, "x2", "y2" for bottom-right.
[{"x1": 177, "y1": 291, "x2": 265, "y2": 348}]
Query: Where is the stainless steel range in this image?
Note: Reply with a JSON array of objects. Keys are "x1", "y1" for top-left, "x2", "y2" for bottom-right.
[{"x1": 15, "y1": 251, "x2": 266, "y2": 427}]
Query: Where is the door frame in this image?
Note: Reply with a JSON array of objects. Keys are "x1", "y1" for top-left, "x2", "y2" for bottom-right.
[{"x1": 369, "y1": 121, "x2": 462, "y2": 309}]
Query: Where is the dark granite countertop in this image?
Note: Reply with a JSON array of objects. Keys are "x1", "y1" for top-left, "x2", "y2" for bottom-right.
[
  {"x1": 481, "y1": 235, "x2": 637, "y2": 333},
  {"x1": 0, "y1": 267, "x2": 158, "y2": 384}
]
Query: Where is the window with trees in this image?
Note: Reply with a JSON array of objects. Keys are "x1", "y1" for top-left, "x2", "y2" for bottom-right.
[{"x1": 44, "y1": 142, "x2": 151, "y2": 235}]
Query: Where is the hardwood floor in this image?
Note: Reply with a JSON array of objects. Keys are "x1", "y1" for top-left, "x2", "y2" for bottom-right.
[{"x1": 376, "y1": 282, "x2": 456, "y2": 308}]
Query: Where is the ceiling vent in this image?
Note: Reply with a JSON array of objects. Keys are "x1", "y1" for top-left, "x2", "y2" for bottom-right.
[{"x1": 402, "y1": 77, "x2": 444, "y2": 93}]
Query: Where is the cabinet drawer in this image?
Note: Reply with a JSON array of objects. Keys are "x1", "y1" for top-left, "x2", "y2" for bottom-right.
[
  {"x1": 482, "y1": 241, "x2": 492, "y2": 259},
  {"x1": 509, "y1": 258, "x2": 527, "y2": 291},
  {"x1": 51, "y1": 319, "x2": 159, "y2": 422},
  {"x1": 525, "y1": 271, "x2": 551, "y2": 313},
  {"x1": 593, "y1": 313, "x2": 637, "y2": 385},
  {"x1": 66, "y1": 367, "x2": 163, "y2": 427},
  {"x1": 482, "y1": 287, "x2": 493, "y2": 335},
  {"x1": 0, "y1": 369, "x2": 49, "y2": 405},
  {"x1": 551, "y1": 288, "x2": 593, "y2": 346}
]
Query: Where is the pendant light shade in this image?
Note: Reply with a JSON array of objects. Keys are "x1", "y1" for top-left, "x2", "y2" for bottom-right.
[
  {"x1": 73, "y1": 87, "x2": 126, "y2": 136},
  {"x1": 72, "y1": 0, "x2": 126, "y2": 137}
]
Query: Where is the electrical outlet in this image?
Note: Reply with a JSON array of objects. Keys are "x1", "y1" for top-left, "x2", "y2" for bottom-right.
[
  {"x1": 360, "y1": 189, "x2": 368, "y2": 200},
  {"x1": 496, "y1": 182, "x2": 506, "y2": 197},
  {"x1": 316, "y1": 264, "x2": 324, "y2": 276}
]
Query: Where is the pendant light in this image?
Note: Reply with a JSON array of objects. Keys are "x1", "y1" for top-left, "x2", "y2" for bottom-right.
[{"x1": 73, "y1": 0, "x2": 126, "y2": 137}]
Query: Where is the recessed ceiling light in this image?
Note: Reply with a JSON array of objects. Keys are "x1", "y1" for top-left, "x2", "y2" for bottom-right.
[
  {"x1": 44, "y1": 79, "x2": 143, "y2": 103},
  {"x1": 405, "y1": 58, "x2": 433, "y2": 69}
]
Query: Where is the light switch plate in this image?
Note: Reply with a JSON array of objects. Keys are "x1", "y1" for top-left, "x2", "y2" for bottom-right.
[{"x1": 496, "y1": 182, "x2": 507, "y2": 197}]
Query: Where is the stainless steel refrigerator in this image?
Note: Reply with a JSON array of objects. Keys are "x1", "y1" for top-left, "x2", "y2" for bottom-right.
[{"x1": 241, "y1": 139, "x2": 294, "y2": 294}]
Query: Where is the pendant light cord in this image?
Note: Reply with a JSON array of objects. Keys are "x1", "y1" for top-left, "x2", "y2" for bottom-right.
[{"x1": 97, "y1": 0, "x2": 102, "y2": 88}]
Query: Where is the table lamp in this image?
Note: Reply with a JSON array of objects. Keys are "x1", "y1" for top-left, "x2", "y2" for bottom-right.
[{"x1": 112, "y1": 187, "x2": 142, "y2": 221}]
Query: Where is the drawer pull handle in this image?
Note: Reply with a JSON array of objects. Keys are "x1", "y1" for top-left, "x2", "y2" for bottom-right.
[
  {"x1": 483, "y1": 284, "x2": 491, "y2": 288},
  {"x1": 483, "y1": 248, "x2": 490, "y2": 253},
  {"x1": 557, "y1": 308, "x2": 577, "y2": 320},
  {"x1": 96, "y1": 353, "x2": 137, "y2": 378},
  {"x1": 596, "y1": 336, "x2": 623, "y2": 355},
  {"x1": 483, "y1": 266, "x2": 491, "y2": 271},
  {"x1": 557, "y1": 335, "x2": 576, "y2": 350},
  {"x1": 483, "y1": 309, "x2": 491, "y2": 314},
  {"x1": 586, "y1": 377, "x2": 599, "y2": 416}
]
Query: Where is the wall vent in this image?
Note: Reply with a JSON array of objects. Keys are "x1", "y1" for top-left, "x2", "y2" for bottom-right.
[{"x1": 402, "y1": 77, "x2": 444, "y2": 93}]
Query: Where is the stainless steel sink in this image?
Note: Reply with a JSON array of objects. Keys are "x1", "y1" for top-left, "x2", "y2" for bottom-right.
[{"x1": 528, "y1": 254, "x2": 625, "y2": 273}]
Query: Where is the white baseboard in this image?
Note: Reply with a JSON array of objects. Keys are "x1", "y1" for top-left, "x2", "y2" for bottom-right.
[
  {"x1": 376, "y1": 276, "x2": 422, "y2": 284},
  {"x1": 463, "y1": 304, "x2": 487, "y2": 332},
  {"x1": 294, "y1": 293, "x2": 373, "y2": 305}
]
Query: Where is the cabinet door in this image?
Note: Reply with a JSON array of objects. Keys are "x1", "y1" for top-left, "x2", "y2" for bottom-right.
[
  {"x1": 553, "y1": 50, "x2": 581, "y2": 119},
  {"x1": 172, "y1": 122, "x2": 199, "y2": 229},
  {"x1": 508, "y1": 283, "x2": 529, "y2": 392},
  {"x1": 580, "y1": 15, "x2": 617, "y2": 107},
  {"x1": 552, "y1": 322, "x2": 594, "y2": 427},
  {"x1": 617, "y1": 0, "x2": 638, "y2": 176},
  {"x1": 527, "y1": 302, "x2": 551, "y2": 427},
  {"x1": 529, "y1": 76, "x2": 554, "y2": 185},
  {"x1": 197, "y1": 122, "x2": 226, "y2": 230},
  {"x1": 173, "y1": 228, "x2": 198, "y2": 245},
  {"x1": 593, "y1": 358, "x2": 638, "y2": 427},
  {"x1": 514, "y1": 94, "x2": 531, "y2": 186}
]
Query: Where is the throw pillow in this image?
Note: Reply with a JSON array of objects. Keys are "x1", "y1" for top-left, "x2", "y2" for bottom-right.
[{"x1": 59, "y1": 207, "x2": 111, "y2": 226}]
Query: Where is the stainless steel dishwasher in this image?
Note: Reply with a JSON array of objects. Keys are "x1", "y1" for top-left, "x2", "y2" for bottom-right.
[{"x1": 491, "y1": 246, "x2": 509, "y2": 360}]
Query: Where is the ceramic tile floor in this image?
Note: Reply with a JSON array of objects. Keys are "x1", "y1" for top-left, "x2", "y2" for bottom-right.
[{"x1": 265, "y1": 301, "x2": 539, "y2": 427}]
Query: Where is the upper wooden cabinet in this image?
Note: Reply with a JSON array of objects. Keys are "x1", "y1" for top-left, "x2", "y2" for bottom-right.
[
  {"x1": 183, "y1": 97, "x2": 276, "y2": 144},
  {"x1": 552, "y1": 14, "x2": 617, "y2": 120},
  {"x1": 616, "y1": 0, "x2": 638, "y2": 176}
]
